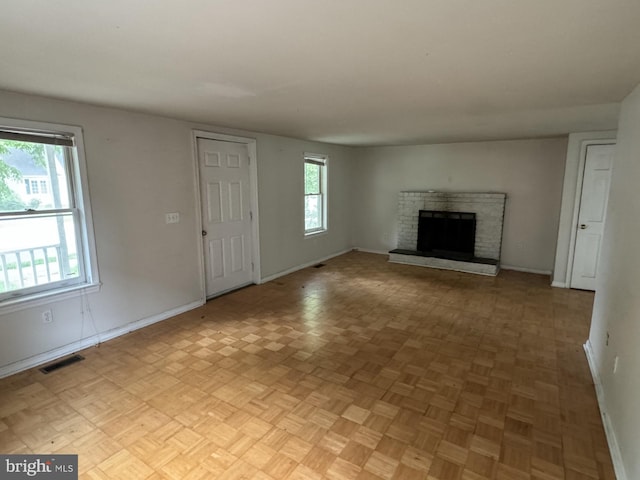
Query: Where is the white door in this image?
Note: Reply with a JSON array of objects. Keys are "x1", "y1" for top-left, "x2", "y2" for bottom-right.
[
  {"x1": 197, "y1": 138, "x2": 253, "y2": 297},
  {"x1": 570, "y1": 144, "x2": 615, "y2": 290}
]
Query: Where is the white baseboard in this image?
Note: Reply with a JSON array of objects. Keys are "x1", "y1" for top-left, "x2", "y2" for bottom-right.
[
  {"x1": 260, "y1": 248, "x2": 353, "y2": 283},
  {"x1": 551, "y1": 280, "x2": 567, "y2": 288},
  {"x1": 583, "y1": 340, "x2": 627, "y2": 480},
  {"x1": 500, "y1": 264, "x2": 552, "y2": 275},
  {"x1": 0, "y1": 300, "x2": 204, "y2": 379},
  {"x1": 353, "y1": 248, "x2": 389, "y2": 255}
]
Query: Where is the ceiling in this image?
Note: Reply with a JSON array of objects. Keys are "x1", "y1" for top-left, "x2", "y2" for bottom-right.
[{"x1": 1, "y1": 1, "x2": 639, "y2": 146}]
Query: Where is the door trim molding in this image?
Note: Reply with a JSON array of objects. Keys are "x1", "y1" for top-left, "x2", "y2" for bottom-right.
[
  {"x1": 566, "y1": 141, "x2": 615, "y2": 289},
  {"x1": 191, "y1": 130, "x2": 261, "y2": 304}
]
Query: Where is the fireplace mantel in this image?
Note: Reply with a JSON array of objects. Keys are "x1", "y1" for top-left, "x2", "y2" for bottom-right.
[{"x1": 390, "y1": 191, "x2": 507, "y2": 275}]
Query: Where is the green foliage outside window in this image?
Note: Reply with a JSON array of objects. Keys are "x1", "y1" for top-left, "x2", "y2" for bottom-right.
[
  {"x1": 0, "y1": 140, "x2": 46, "y2": 210},
  {"x1": 305, "y1": 163, "x2": 320, "y2": 194}
]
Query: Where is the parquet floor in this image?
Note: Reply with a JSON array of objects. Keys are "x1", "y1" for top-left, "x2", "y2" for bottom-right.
[{"x1": 0, "y1": 252, "x2": 615, "y2": 479}]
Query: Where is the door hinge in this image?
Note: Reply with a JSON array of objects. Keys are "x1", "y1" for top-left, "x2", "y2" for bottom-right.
[
  {"x1": 251, "y1": 262, "x2": 254, "y2": 272},
  {"x1": 250, "y1": 211, "x2": 253, "y2": 221}
]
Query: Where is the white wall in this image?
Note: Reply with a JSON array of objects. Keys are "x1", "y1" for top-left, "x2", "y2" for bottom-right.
[
  {"x1": 254, "y1": 137, "x2": 354, "y2": 279},
  {"x1": 353, "y1": 139, "x2": 568, "y2": 273},
  {"x1": 0, "y1": 90, "x2": 355, "y2": 373},
  {"x1": 588, "y1": 82, "x2": 640, "y2": 480}
]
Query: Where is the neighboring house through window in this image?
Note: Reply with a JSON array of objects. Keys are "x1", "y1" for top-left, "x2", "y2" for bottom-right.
[
  {"x1": 0, "y1": 117, "x2": 99, "y2": 309},
  {"x1": 304, "y1": 153, "x2": 328, "y2": 235}
]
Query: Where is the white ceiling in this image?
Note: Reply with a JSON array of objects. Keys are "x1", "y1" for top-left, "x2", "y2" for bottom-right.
[{"x1": 1, "y1": 1, "x2": 639, "y2": 146}]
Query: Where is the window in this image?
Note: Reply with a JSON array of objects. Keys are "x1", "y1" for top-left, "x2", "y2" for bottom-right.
[
  {"x1": 304, "y1": 153, "x2": 327, "y2": 235},
  {"x1": 0, "y1": 118, "x2": 99, "y2": 308}
]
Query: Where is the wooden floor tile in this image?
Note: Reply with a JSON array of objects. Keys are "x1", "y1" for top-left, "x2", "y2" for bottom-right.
[{"x1": 0, "y1": 252, "x2": 615, "y2": 479}]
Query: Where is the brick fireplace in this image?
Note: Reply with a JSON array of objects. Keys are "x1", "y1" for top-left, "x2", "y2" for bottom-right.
[{"x1": 390, "y1": 191, "x2": 507, "y2": 275}]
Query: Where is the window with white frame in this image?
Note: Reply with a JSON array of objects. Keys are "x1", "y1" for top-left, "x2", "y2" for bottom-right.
[
  {"x1": 304, "y1": 153, "x2": 327, "y2": 235},
  {"x1": 0, "y1": 118, "x2": 99, "y2": 307}
]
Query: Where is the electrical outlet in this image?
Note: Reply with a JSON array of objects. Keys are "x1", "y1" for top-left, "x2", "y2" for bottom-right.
[
  {"x1": 42, "y1": 310, "x2": 53, "y2": 324},
  {"x1": 165, "y1": 212, "x2": 180, "y2": 224}
]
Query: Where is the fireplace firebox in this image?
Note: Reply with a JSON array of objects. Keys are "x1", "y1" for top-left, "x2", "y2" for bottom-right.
[{"x1": 417, "y1": 210, "x2": 476, "y2": 260}]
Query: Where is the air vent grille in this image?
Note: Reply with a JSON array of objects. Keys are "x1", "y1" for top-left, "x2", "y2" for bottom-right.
[{"x1": 40, "y1": 354, "x2": 84, "y2": 374}]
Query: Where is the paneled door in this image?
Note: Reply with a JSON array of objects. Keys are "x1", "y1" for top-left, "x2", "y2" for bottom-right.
[
  {"x1": 197, "y1": 138, "x2": 253, "y2": 297},
  {"x1": 570, "y1": 144, "x2": 615, "y2": 290}
]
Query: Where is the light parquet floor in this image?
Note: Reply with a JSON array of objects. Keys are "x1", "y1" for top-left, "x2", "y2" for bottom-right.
[{"x1": 0, "y1": 252, "x2": 615, "y2": 479}]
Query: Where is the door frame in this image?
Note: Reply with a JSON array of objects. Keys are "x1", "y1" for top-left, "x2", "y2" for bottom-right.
[
  {"x1": 551, "y1": 130, "x2": 617, "y2": 288},
  {"x1": 192, "y1": 130, "x2": 261, "y2": 302},
  {"x1": 565, "y1": 140, "x2": 616, "y2": 289}
]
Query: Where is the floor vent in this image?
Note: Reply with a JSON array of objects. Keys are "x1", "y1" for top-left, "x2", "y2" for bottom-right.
[
  {"x1": 313, "y1": 263, "x2": 326, "y2": 268},
  {"x1": 40, "y1": 354, "x2": 84, "y2": 374}
]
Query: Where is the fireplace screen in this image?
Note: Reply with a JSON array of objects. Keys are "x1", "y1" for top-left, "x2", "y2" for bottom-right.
[{"x1": 417, "y1": 210, "x2": 476, "y2": 259}]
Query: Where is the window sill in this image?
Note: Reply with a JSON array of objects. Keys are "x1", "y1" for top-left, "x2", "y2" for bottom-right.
[
  {"x1": 305, "y1": 229, "x2": 328, "y2": 238},
  {"x1": 0, "y1": 282, "x2": 101, "y2": 315}
]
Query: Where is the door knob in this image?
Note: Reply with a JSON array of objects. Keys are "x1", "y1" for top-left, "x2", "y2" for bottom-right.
[
  {"x1": 202, "y1": 230, "x2": 208, "y2": 236},
  {"x1": 579, "y1": 224, "x2": 587, "y2": 229}
]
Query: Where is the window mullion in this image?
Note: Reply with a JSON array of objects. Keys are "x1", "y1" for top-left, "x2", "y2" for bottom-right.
[{"x1": 0, "y1": 208, "x2": 75, "y2": 219}]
